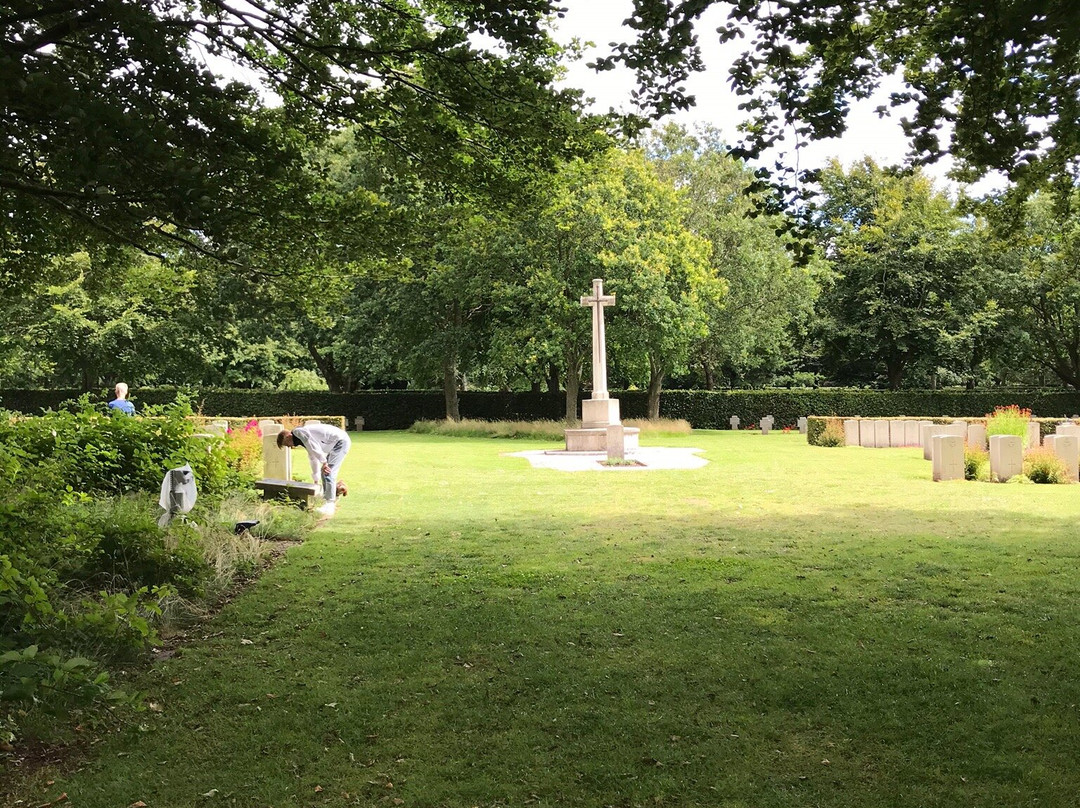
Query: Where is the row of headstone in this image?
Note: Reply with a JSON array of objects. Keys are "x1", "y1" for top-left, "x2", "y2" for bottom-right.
[{"x1": 727, "y1": 415, "x2": 808, "y2": 434}]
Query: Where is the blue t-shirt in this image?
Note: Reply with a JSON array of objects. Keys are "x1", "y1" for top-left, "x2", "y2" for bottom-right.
[{"x1": 108, "y1": 399, "x2": 136, "y2": 415}]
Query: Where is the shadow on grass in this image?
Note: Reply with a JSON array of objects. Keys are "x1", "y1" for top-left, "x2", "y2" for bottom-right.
[{"x1": 12, "y1": 504, "x2": 1080, "y2": 808}]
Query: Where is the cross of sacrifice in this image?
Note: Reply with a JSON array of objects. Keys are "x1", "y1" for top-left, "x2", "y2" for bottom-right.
[{"x1": 580, "y1": 277, "x2": 616, "y2": 400}]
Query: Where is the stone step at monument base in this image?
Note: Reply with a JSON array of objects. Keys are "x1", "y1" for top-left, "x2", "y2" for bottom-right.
[
  {"x1": 564, "y1": 426, "x2": 640, "y2": 453},
  {"x1": 254, "y1": 478, "x2": 319, "y2": 508}
]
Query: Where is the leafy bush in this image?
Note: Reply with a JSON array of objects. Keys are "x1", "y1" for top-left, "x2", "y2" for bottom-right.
[
  {"x1": 1024, "y1": 449, "x2": 1068, "y2": 484},
  {"x1": 224, "y1": 418, "x2": 263, "y2": 478},
  {"x1": 964, "y1": 448, "x2": 989, "y2": 481},
  {"x1": 0, "y1": 396, "x2": 239, "y2": 498},
  {"x1": 986, "y1": 405, "x2": 1032, "y2": 447}
]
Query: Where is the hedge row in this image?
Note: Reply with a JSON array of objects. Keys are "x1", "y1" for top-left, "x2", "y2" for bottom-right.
[{"x1": 4, "y1": 388, "x2": 1080, "y2": 431}]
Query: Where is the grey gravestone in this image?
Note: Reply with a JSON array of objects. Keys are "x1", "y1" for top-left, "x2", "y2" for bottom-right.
[
  {"x1": 729, "y1": 416, "x2": 740, "y2": 430},
  {"x1": 797, "y1": 416, "x2": 807, "y2": 434},
  {"x1": 353, "y1": 415, "x2": 365, "y2": 431}
]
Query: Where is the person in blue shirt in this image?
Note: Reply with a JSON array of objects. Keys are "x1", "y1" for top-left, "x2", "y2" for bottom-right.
[{"x1": 107, "y1": 382, "x2": 136, "y2": 415}]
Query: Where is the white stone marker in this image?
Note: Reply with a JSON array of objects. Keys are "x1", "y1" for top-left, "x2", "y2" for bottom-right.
[
  {"x1": 989, "y1": 434, "x2": 1024, "y2": 482},
  {"x1": 729, "y1": 415, "x2": 740, "y2": 430},
  {"x1": 875, "y1": 420, "x2": 890, "y2": 447},
  {"x1": 579, "y1": 278, "x2": 619, "y2": 428},
  {"x1": 1051, "y1": 434, "x2": 1079, "y2": 482},
  {"x1": 843, "y1": 419, "x2": 859, "y2": 446},
  {"x1": 261, "y1": 422, "x2": 291, "y2": 480},
  {"x1": 920, "y1": 422, "x2": 936, "y2": 460},
  {"x1": 605, "y1": 424, "x2": 625, "y2": 462},
  {"x1": 967, "y1": 422, "x2": 987, "y2": 450},
  {"x1": 889, "y1": 419, "x2": 906, "y2": 447},
  {"x1": 798, "y1": 416, "x2": 808, "y2": 434},
  {"x1": 860, "y1": 420, "x2": 877, "y2": 448},
  {"x1": 932, "y1": 435, "x2": 965, "y2": 481},
  {"x1": 1055, "y1": 422, "x2": 1080, "y2": 438},
  {"x1": 1027, "y1": 421, "x2": 1042, "y2": 447},
  {"x1": 904, "y1": 420, "x2": 920, "y2": 447}
]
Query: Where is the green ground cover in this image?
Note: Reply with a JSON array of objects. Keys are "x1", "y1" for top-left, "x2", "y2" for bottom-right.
[{"x1": 8, "y1": 431, "x2": 1080, "y2": 807}]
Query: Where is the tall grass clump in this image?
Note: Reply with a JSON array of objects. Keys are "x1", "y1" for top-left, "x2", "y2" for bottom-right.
[
  {"x1": 965, "y1": 447, "x2": 989, "y2": 480},
  {"x1": 816, "y1": 418, "x2": 846, "y2": 447},
  {"x1": 623, "y1": 417, "x2": 692, "y2": 435},
  {"x1": 1024, "y1": 448, "x2": 1068, "y2": 484},
  {"x1": 410, "y1": 418, "x2": 566, "y2": 440},
  {"x1": 986, "y1": 405, "x2": 1031, "y2": 447}
]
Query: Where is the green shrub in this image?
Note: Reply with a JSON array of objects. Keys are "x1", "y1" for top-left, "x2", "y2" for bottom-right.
[
  {"x1": 1024, "y1": 449, "x2": 1068, "y2": 484},
  {"x1": 0, "y1": 396, "x2": 239, "y2": 498},
  {"x1": 964, "y1": 448, "x2": 989, "y2": 481}
]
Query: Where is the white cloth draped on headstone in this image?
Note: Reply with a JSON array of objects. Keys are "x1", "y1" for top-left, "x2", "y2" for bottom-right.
[{"x1": 158, "y1": 464, "x2": 197, "y2": 527}]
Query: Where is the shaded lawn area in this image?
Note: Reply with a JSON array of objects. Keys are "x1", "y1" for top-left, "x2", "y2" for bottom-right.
[{"x1": 9, "y1": 431, "x2": 1080, "y2": 807}]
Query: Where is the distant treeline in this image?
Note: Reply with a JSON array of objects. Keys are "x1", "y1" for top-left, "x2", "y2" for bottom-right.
[{"x1": 5, "y1": 388, "x2": 1080, "y2": 431}]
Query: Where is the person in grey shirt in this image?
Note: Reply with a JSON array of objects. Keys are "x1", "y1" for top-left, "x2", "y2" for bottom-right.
[{"x1": 277, "y1": 423, "x2": 351, "y2": 515}]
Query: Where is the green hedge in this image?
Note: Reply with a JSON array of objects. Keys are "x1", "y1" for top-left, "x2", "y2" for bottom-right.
[{"x1": 4, "y1": 388, "x2": 1080, "y2": 431}]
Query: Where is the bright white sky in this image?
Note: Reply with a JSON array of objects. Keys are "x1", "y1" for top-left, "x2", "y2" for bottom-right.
[{"x1": 553, "y1": 0, "x2": 1006, "y2": 196}]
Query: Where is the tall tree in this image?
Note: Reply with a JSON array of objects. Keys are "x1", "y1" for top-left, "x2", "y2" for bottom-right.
[
  {"x1": 645, "y1": 124, "x2": 819, "y2": 388},
  {"x1": 503, "y1": 149, "x2": 712, "y2": 421},
  {"x1": 814, "y1": 158, "x2": 993, "y2": 389},
  {"x1": 989, "y1": 192, "x2": 1080, "y2": 388}
]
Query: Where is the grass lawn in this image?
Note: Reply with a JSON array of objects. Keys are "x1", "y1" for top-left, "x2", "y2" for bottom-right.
[{"x1": 8, "y1": 431, "x2": 1080, "y2": 807}]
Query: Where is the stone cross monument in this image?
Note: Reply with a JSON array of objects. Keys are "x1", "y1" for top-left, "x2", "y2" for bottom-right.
[
  {"x1": 581, "y1": 278, "x2": 615, "y2": 399},
  {"x1": 579, "y1": 278, "x2": 621, "y2": 429},
  {"x1": 563, "y1": 278, "x2": 640, "y2": 452}
]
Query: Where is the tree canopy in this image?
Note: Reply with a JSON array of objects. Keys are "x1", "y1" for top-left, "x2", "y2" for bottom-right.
[
  {"x1": 598, "y1": 0, "x2": 1080, "y2": 195},
  {"x1": 0, "y1": 0, "x2": 594, "y2": 283}
]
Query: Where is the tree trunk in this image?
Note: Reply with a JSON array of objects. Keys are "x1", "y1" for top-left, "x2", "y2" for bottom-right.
[
  {"x1": 564, "y1": 357, "x2": 581, "y2": 424},
  {"x1": 646, "y1": 356, "x2": 666, "y2": 420},
  {"x1": 702, "y1": 358, "x2": 715, "y2": 390},
  {"x1": 442, "y1": 354, "x2": 460, "y2": 421},
  {"x1": 547, "y1": 362, "x2": 560, "y2": 395},
  {"x1": 307, "y1": 340, "x2": 345, "y2": 393},
  {"x1": 886, "y1": 356, "x2": 906, "y2": 390}
]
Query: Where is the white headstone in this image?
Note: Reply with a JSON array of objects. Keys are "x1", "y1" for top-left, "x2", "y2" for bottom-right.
[
  {"x1": 729, "y1": 415, "x2": 740, "y2": 430},
  {"x1": 989, "y1": 434, "x2": 1023, "y2": 482},
  {"x1": 859, "y1": 420, "x2": 876, "y2": 448},
  {"x1": 797, "y1": 416, "x2": 807, "y2": 434},
  {"x1": 967, "y1": 422, "x2": 987, "y2": 451},
  {"x1": 932, "y1": 435, "x2": 965, "y2": 481},
  {"x1": 843, "y1": 419, "x2": 859, "y2": 446},
  {"x1": 1055, "y1": 422, "x2": 1080, "y2": 438},
  {"x1": 1027, "y1": 421, "x2": 1042, "y2": 447},
  {"x1": 262, "y1": 430, "x2": 291, "y2": 480},
  {"x1": 1051, "y1": 434, "x2": 1079, "y2": 482},
  {"x1": 761, "y1": 419, "x2": 771, "y2": 435},
  {"x1": 889, "y1": 419, "x2": 905, "y2": 447},
  {"x1": 920, "y1": 421, "x2": 936, "y2": 460},
  {"x1": 903, "y1": 420, "x2": 920, "y2": 447},
  {"x1": 874, "y1": 419, "x2": 890, "y2": 448}
]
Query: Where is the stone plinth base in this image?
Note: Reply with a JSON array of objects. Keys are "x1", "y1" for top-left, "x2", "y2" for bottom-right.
[
  {"x1": 564, "y1": 427, "x2": 640, "y2": 453},
  {"x1": 582, "y1": 397, "x2": 620, "y2": 429},
  {"x1": 255, "y1": 478, "x2": 318, "y2": 508}
]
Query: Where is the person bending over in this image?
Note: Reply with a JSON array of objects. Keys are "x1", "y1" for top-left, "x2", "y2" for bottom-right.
[
  {"x1": 108, "y1": 382, "x2": 136, "y2": 415},
  {"x1": 277, "y1": 423, "x2": 351, "y2": 515}
]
